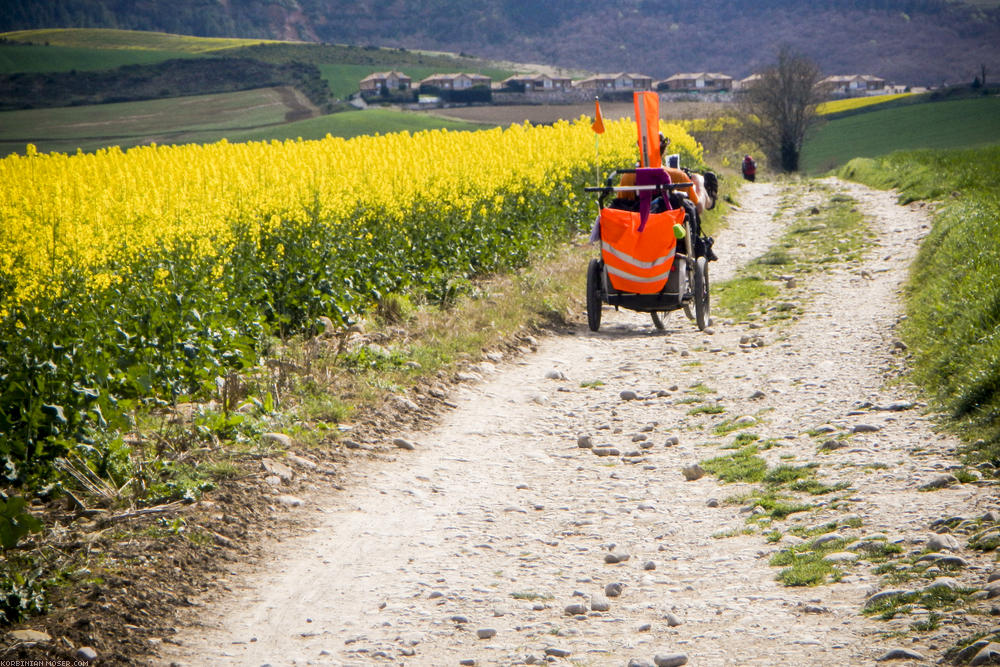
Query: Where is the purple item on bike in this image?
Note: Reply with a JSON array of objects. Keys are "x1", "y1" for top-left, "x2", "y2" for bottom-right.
[{"x1": 634, "y1": 167, "x2": 672, "y2": 232}]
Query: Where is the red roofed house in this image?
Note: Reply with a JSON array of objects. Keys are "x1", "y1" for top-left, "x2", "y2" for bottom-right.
[
  {"x1": 359, "y1": 70, "x2": 412, "y2": 93},
  {"x1": 573, "y1": 72, "x2": 654, "y2": 92},
  {"x1": 659, "y1": 72, "x2": 733, "y2": 92},
  {"x1": 418, "y1": 73, "x2": 492, "y2": 90}
]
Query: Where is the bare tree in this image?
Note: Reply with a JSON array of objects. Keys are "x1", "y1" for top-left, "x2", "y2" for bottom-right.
[{"x1": 737, "y1": 46, "x2": 824, "y2": 173}]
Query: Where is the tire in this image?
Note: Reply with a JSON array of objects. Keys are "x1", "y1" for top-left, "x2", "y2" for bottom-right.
[
  {"x1": 587, "y1": 258, "x2": 603, "y2": 332},
  {"x1": 650, "y1": 311, "x2": 667, "y2": 330},
  {"x1": 694, "y1": 256, "x2": 711, "y2": 331}
]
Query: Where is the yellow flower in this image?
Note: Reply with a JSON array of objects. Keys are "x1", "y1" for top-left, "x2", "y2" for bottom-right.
[{"x1": 0, "y1": 117, "x2": 703, "y2": 309}]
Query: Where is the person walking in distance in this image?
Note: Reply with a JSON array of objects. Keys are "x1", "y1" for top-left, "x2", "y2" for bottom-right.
[{"x1": 741, "y1": 154, "x2": 757, "y2": 182}]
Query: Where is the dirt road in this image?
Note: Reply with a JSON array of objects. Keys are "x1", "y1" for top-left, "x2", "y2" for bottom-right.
[{"x1": 161, "y1": 180, "x2": 998, "y2": 666}]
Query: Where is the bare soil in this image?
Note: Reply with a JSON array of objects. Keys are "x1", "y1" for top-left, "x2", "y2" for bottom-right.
[{"x1": 276, "y1": 85, "x2": 320, "y2": 123}]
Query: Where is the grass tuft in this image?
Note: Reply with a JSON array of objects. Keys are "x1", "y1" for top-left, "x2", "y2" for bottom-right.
[
  {"x1": 688, "y1": 404, "x2": 725, "y2": 415},
  {"x1": 701, "y1": 446, "x2": 767, "y2": 483}
]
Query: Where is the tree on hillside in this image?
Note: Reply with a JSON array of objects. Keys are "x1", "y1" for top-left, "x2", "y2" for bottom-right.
[{"x1": 736, "y1": 46, "x2": 824, "y2": 172}]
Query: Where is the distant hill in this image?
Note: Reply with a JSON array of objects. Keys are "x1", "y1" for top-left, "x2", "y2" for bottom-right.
[{"x1": 2, "y1": 0, "x2": 999, "y2": 87}]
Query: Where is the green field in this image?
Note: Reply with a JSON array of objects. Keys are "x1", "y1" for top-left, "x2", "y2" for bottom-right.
[
  {"x1": 0, "y1": 26, "x2": 511, "y2": 155},
  {"x1": 0, "y1": 43, "x2": 198, "y2": 73},
  {"x1": 0, "y1": 90, "x2": 487, "y2": 156},
  {"x1": 0, "y1": 28, "x2": 272, "y2": 53},
  {"x1": 0, "y1": 89, "x2": 298, "y2": 155},
  {"x1": 802, "y1": 96, "x2": 1000, "y2": 173},
  {"x1": 0, "y1": 27, "x2": 517, "y2": 155},
  {"x1": 226, "y1": 108, "x2": 488, "y2": 143},
  {"x1": 2, "y1": 27, "x2": 518, "y2": 108}
]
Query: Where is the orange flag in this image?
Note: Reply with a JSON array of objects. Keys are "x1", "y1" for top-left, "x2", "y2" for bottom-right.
[
  {"x1": 591, "y1": 98, "x2": 605, "y2": 134},
  {"x1": 634, "y1": 91, "x2": 661, "y2": 168}
]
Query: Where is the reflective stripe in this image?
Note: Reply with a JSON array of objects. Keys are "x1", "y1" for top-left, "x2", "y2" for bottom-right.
[
  {"x1": 607, "y1": 264, "x2": 673, "y2": 283},
  {"x1": 634, "y1": 92, "x2": 661, "y2": 169},
  {"x1": 602, "y1": 242, "x2": 674, "y2": 269}
]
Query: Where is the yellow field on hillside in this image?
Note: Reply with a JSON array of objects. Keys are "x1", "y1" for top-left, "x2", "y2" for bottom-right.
[
  {"x1": 0, "y1": 28, "x2": 279, "y2": 53},
  {"x1": 817, "y1": 93, "x2": 915, "y2": 115}
]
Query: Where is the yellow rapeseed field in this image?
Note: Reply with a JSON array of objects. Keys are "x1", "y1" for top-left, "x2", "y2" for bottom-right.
[
  {"x1": 0, "y1": 117, "x2": 701, "y2": 309},
  {"x1": 816, "y1": 93, "x2": 915, "y2": 115}
]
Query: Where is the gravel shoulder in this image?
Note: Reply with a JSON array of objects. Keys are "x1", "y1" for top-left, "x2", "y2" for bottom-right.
[{"x1": 160, "y1": 180, "x2": 999, "y2": 666}]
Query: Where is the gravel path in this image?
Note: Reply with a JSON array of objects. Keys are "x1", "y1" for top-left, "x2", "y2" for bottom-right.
[{"x1": 160, "y1": 180, "x2": 999, "y2": 666}]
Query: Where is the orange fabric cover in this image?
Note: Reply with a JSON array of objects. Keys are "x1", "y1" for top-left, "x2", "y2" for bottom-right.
[
  {"x1": 664, "y1": 167, "x2": 699, "y2": 207},
  {"x1": 600, "y1": 206, "x2": 683, "y2": 294},
  {"x1": 634, "y1": 92, "x2": 661, "y2": 168},
  {"x1": 618, "y1": 171, "x2": 637, "y2": 200}
]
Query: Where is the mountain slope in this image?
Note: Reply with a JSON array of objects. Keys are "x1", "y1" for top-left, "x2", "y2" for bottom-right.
[{"x1": 2, "y1": 0, "x2": 998, "y2": 86}]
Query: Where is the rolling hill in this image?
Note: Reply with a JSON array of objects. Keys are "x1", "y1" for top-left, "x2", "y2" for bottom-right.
[
  {"x1": 0, "y1": 29, "x2": 506, "y2": 155},
  {"x1": 2, "y1": 0, "x2": 999, "y2": 87}
]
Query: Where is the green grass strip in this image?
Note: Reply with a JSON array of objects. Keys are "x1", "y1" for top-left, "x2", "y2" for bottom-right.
[{"x1": 714, "y1": 184, "x2": 867, "y2": 322}]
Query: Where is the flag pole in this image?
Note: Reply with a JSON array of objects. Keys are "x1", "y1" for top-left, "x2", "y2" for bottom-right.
[
  {"x1": 592, "y1": 96, "x2": 605, "y2": 186},
  {"x1": 594, "y1": 131, "x2": 600, "y2": 186}
]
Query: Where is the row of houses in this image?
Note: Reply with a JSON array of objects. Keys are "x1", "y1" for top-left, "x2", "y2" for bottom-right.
[
  {"x1": 360, "y1": 71, "x2": 489, "y2": 93},
  {"x1": 360, "y1": 70, "x2": 893, "y2": 96}
]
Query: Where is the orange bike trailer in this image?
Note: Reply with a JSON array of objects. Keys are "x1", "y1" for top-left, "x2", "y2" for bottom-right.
[{"x1": 599, "y1": 206, "x2": 684, "y2": 294}]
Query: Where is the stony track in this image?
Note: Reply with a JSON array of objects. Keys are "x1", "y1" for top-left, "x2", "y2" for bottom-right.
[{"x1": 161, "y1": 180, "x2": 1000, "y2": 667}]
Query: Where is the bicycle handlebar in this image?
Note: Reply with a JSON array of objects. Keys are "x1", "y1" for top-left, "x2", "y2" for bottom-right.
[{"x1": 586, "y1": 169, "x2": 693, "y2": 208}]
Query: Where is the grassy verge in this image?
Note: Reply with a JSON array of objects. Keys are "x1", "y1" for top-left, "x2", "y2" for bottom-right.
[
  {"x1": 838, "y1": 145, "x2": 1000, "y2": 463},
  {"x1": 289, "y1": 241, "x2": 590, "y2": 419}
]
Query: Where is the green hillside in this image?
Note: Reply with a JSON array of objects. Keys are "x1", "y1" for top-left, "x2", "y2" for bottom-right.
[
  {"x1": 0, "y1": 90, "x2": 487, "y2": 156},
  {"x1": 0, "y1": 27, "x2": 272, "y2": 52},
  {"x1": 0, "y1": 28, "x2": 516, "y2": 155},
  {"x1": 802, "y1": 96, "x2": 1000, "y2": 173},
  {"x1": 1, "y1": 28, "x2": 518, "y2": 102},
  {"x1": 3, "y1": 1, "x2": 998, "y2": 87},
  {"x1": 0, "y1": 43, "x2": 199, "y2": 72}
]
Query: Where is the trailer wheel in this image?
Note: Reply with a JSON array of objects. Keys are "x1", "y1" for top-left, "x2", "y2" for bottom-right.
[
  {"x1": 694, "y1": 256, "x2": 711, "y2": 331},
  {"x1": 587, "y1": 259, "x2": 603, "y2": 332}
]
